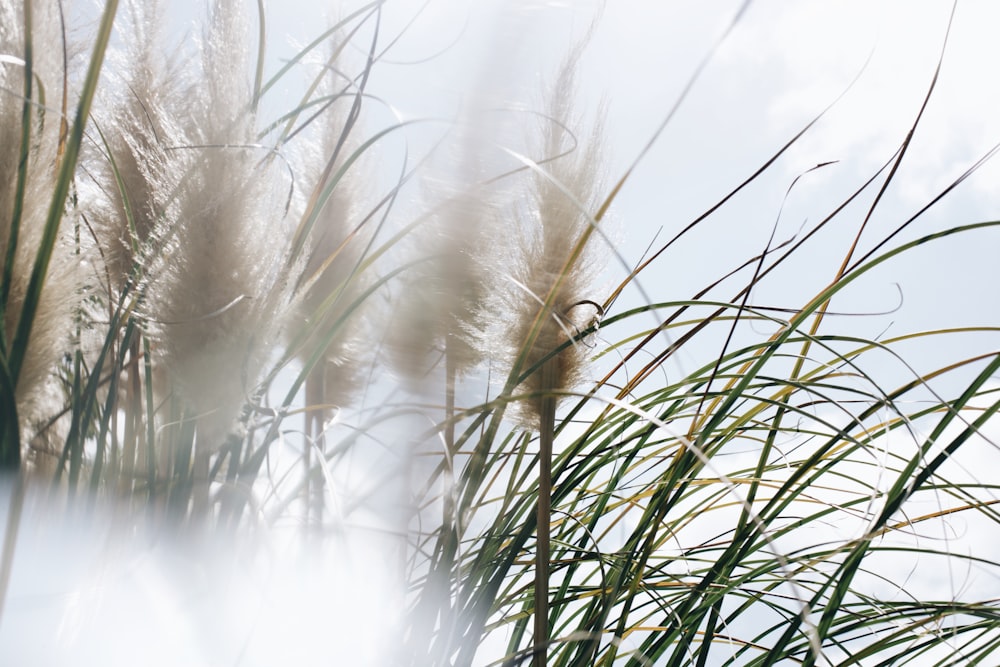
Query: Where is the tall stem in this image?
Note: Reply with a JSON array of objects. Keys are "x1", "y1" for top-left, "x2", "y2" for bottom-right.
[
  {"x1": 534, "y1": 362, "x2": 556, "y2": 667},
  {"x1": 439, "y1": 345, "x2": 457, "y2": 660}
]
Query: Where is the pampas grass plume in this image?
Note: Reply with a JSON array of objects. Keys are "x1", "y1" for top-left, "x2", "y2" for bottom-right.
[
  {"x1": 291, "y1": 49, "x2": 374, "y2": 412},
  {"x1": 87, "y1": 0, "x2": 188, "y2": 291},
  {"x1": 134, "y1": 0, "x2": 292, "y2": 448},
  {"x1": 491, "y1": 60, "x2": 607, "y2": 424},
  {"x1": 0, "y1": 0, "x2": 84, "y2": 445}
]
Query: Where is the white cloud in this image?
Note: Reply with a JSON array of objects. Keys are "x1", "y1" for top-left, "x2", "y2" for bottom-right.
[{"x1": 719, "y1": 1, "x2": 1000, "y2": 206}]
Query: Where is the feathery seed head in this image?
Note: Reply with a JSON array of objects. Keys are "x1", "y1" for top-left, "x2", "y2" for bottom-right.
[
  {"x1": 289, "y1": 50, "x2": 377, "y2": 409},
  {"x1": 87, "y1": 1, "x2": 190, "y2": 291},
  {"x1": 385, "y1": 109, "x2": 520, "y2": 385},
  {"x1": 387, "y1": 187, "x2": 495, "y2": 383},
  {"x1": 488, "y1": 59, "x2": 608, "y2": 425},
  {"x1": 0, "y1": 0, "x2": 87, "y2": 442},
  {"x1": 121, "y1": 0, "x2": 294, "y2": 447}
]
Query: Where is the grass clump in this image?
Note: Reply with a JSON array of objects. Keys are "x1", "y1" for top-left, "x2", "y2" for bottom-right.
[{"x1": 0, "y1": 1, "x2": 998, "y2": 666}]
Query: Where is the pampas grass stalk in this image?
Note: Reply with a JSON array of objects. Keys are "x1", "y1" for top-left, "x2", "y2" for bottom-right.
[
  {"x1": 387, "y1": 97, "x2": 513, "y2": 661},
  {"x1": 291, "y1": 50, "x2": 372, "y2": 527},
  {"x1": 489, "y1": 55, "x2": 608, "y2": 665},
  {"x1": 391, "y1": 185, "x2": 497, "y2": 665},
  {"x1": 137, "y1": 0, "x2": 291, "y2": 495}
]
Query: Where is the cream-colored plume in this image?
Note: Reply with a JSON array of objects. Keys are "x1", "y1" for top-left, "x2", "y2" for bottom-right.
[
  {"x1": 119, "y1": 0, "x2": 293, "y2": 447},
  {"x1": 487, "y1": 59, "x2": 608, "y2": 424},
  {"x1": 290, "y1": 47, "x2": 375, "y2": 412},
  {"x1": 0, "y1": 0, "x2": 85, "y2": 446}
]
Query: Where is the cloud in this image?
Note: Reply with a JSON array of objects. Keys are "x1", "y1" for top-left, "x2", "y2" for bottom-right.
[{"x1": 719, "y1": 2, "x2": 1000, "y2": 206}]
